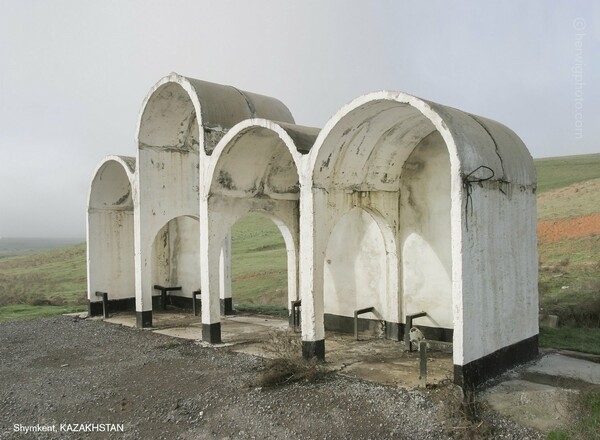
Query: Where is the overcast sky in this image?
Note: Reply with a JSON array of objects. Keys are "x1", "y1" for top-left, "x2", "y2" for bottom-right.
[{"x1": 0, "y1": 1, "x2": 598, "y2": 238}]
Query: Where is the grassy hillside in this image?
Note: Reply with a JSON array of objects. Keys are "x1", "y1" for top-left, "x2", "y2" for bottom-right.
[
  {"x1": 0, "y1": 215, "x2": 289, "y2": 322},
  {"x1": 535, "y1": 153, "x2": 600, "y2": 335},
  {"x1": 0, "y1": 244, "x2": 88, "y2": 321},
  {"x1": 230, "y1": 213, "x2": 288, "y2": 309},
  {"x1": 0, "y1": 237, "x2": 83, "y2": 259},
  {"x1": 1, "y1": 153, "x2": 599, "y2": 342},
  {"x1": 535, "y1": 153, "x2": 600, "y2": 193}
]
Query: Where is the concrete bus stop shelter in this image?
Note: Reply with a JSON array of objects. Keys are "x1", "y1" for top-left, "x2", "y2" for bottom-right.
[{"x1": 88, "y1": 73, "x2": 538, "y2": 389}]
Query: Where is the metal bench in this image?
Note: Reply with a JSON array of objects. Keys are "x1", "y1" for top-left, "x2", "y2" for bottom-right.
[{"x1": 153, "y1": 285, "x2": 182, "y2": 310}]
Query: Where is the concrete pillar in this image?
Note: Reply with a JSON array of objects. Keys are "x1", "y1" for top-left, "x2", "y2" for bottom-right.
[
  {"x1": 200, "y1": 201, "x2": 232, "y2": 344},
  {"x1": 219, "y1": 231, "x2": 233, "y2": 315},
  {"x1": 134, "y1": 226, "x2": 154, "y2": 328},
  {"x1": 299, "y1": 187, "x2": 327, "y2": 360}
]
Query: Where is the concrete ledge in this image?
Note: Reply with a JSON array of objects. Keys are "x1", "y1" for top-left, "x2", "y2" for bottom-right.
[
  {"x1": 324, "y1": 313, "x2": 453, "y2": 343},
  {"x1": 166, "y1": 295, "x2": 199, "y2": 311},
  {"x1": 454, "y1": 334, "x2": 539, "y2": 390},
  {"x1": 325, "y1": 313, "x2": 383, "y2": 335}
]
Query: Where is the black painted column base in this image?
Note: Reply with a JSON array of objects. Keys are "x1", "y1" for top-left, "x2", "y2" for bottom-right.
[
  {"x1": 88, "y1": 300, "x2": 103, "y2": 317},
  {"x1": 302, "y1": 339, "x2": 325, "y2": 361},
  {"x1": 220, "y1": 298, "x2": 234, "y2": 315},
  {"x1": 454, "y1": 334, "x2": 539, "y2": 390},
  {"x1": 136, "y1": 311, "x2": 153, "y2": 328},
  {"x1": 385, "y1": 322, "x2": 403, "y2": 341},
  {"x1": 202, "y1": 323, "x2": 222, "y2": 344}
]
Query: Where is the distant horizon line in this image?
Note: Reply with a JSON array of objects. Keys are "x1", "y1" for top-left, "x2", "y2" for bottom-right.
[{"x1": 0, "y1": 237, "x2": 85, "y2": 241}]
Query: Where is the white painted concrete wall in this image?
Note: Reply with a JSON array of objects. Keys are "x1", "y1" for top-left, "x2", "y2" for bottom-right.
[
  {"x1": 135, "y1": 146, "x2": 200, "y2": 313},
  {"x1": 400, "y1": 132, "x2": 453, "y2": 330},
  {"x1": 151, "y1": 216, "x2": 201, "y2": 297},
  {"x1": 324, "y1": 208, "x2": 388, "y2": 322},
  {"x1": 459, "y1": 183, "x2": 538, "y2": 364},
  {"x1": 88, "y1": 211, "x2": 135, "y2": 300}
]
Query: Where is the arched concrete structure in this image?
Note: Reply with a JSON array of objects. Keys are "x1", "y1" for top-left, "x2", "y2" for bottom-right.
[
  {"x1": 134, "y1": 74, "x2": 295, "y2": 327},
  {"x1": 87, "y1": 155, "x2": 136, "y2": 315},
  {"x1": 200, "y1": 119, "x2": 319, "y2": 342},
  {"x1": 300, "y1": 91, "x2": 538, "y2": 388},
  {"x1": 88, "y1": 74, "x2": 538, "y2": 389}
]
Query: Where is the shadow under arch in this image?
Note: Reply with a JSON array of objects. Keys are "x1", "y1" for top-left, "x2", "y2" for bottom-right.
[{"x1": 87, "y1": 155, "x2": 136, "y2": 316}]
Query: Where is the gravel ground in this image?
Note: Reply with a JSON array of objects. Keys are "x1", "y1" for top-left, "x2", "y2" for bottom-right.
[{"x1": 0, "y1": 316, "x2": 543, "y2": 439}]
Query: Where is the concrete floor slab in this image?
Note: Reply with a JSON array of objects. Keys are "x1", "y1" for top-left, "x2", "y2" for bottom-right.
[
  {"x1": 526, "y1": 353, "x2": 600, "y2": 385},
  {"x1": 98, "y1": 311, "x2": 452, "y2": 388}
]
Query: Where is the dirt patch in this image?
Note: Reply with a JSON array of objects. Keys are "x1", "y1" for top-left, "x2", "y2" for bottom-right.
[
  {"x1": 482, "y1": 380, "x2": 578, "y2": 433},
  {"x1": 538, "y1": 213, "x2": 600, "y2": 243}
]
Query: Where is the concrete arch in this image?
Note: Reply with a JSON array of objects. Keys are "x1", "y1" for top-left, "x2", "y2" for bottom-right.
[
  {"x1": 150, "y1": 215, "x2": 201, "y2": 307},
  {"x1": 199, "y1": 119, "x2": 318, "y2": 343},
  {"x1": 87, "y1": 155, "x2": 136, "y2": 316},
  {"x1": 301, "y1": 91, "x2": 538, "y2": 388},
  {"x1": 136, "y1": 73, "x2": 296, "y2": 155},
  {"x1": 205, "y1": 118, "x2": 318, "y2": 194},
  {"x1": 134, "y1": 74, "x2": 297, "y2": 328}
]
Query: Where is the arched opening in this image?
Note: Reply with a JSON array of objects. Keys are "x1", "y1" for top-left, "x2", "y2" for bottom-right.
[
  {"x1": 201, "y1": 120, "x2": 314, "y2": 343},
  {"x1": 87, "y1": 157, "x2": 135, "y2": 315},
  {"x1": 151, "y1": 215, "x2": 200, "y2": 310},
  {"x1": 229, "y1": 212, "x2": 296, "y2": 316},
  {"x1": 138, "y1": 81, "x2": 199, "y2": 152},
  {"x1": 324, "y1": 207, "x2": 393, "y2": 336},
  {"x1": 309, "y1": 98, "x2": 454, "y2": 346}
]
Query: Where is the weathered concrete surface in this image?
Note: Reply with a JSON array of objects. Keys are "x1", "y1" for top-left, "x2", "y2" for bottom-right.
[
  {"x1": 87, "y1": 156, "x2": 136, "y2": 307},
  {"x1": 300, "y1": 91, "x2": 538, "y2": 390},
  {"x1": 483, "y1": 380, "x2": 577, "y2": 433},
  {"x1": 90, "y1": 74, "x2": 539, "y2": 387},
  {"x1": 526, "y1": 352, "x2": 600, "y2": 384},
  {"x1": 99, "y1": 312, "x2": 453, "y2": 388},
  {"x1": 482, "y1": 353, "x2": 600, "y2": 433}
]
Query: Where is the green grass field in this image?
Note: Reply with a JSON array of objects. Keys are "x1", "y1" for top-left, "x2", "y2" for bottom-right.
[
  {"x1": 535, "y1": 153, "x2": 600, "y2": 194},
  {"x1": 230, "y1": 212, "x2": 288, "y2": 310},
  {"x1": 0, "y1": 243, "x2": 88, "y2": 321},
  {"x1": 1, "y1": 153, "x2": 599, "y2": 355},
  {"x1": 535, "y1": 153, "x2": 600, "y2": 351}
]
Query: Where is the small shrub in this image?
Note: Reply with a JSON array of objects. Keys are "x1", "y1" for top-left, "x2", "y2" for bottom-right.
[
  {"x1": 432, "y1": 384, "x2": 494, "y2": 439},
  {"x1": 256, "y1": 330, "x2": 326, "y2": 387}
]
